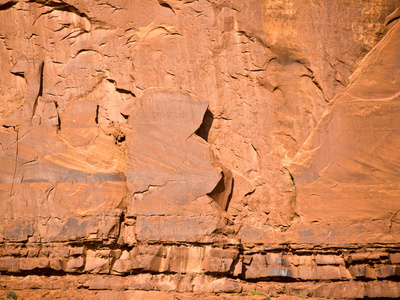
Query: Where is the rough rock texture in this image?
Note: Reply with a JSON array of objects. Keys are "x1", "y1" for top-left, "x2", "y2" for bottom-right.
[
  {"x1": 1, "y1": 0, "x2": 400, "y2": 298},
  {"x1": 291, "y1": 17, "x2": 400, "y2": 225}
]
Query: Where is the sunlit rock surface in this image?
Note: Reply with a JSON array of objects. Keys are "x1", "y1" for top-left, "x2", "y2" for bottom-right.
[{"x1": 0, "y1": 0, "x2": 399, "y2": 298}]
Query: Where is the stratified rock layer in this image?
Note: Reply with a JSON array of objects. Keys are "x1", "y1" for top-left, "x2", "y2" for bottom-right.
[{"x1": 0, "y1": 0, "x2": 400, "y2": 298}]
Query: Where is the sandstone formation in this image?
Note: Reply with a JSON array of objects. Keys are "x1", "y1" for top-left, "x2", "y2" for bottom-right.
[{"x1": 0, "y1": 0, "x2": 400, "y2": 299}]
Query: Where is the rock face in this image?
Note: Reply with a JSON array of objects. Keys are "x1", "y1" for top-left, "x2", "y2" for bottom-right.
[
  {"x1": 125, "y1": 89, "x2": 221, "y2": 215},
  {"x1": 0, "y1": 0, "x2": 400, "y2": 298},
  {"x1": 290, "y1": 19, "x2": 400, "y2": 225}
]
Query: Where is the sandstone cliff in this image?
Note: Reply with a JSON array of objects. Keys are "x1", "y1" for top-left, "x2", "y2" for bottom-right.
[{"x1": 0, "y1": 0, "x2": 400, "y2": 299}]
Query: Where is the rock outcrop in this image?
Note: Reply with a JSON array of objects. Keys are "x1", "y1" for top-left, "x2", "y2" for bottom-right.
[{"x1": 0, "y1": 0, "x2": 399, "y2": 299}]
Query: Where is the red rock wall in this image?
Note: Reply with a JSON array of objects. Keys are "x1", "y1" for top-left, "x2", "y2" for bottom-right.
[{"x1": 0, "y1": 0, "x2": 400, "y2": 298}]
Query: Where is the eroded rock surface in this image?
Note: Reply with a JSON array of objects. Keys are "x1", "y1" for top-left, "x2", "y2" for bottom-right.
[
  {"x1": 290, "y1": 19, "x2": 400, "y2": 226},
  {"x1": 0, "y1": 0, "x2": 400, "y2": 298},
  {"x1": 125, "y1": 89, "x2": 221, "y2": 215}
]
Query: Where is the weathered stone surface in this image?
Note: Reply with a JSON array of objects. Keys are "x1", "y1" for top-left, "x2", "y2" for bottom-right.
[
  {"x1": 120, "y1": 291, "x2": 175, "y2": 300},
  {"x1": 365, "y1": 281, "x2": 400, "y2": 298},
  {"x1": 111, "y1": 260, "x2": 133, "y2": 275},
  {"x1": 202, "y1": 247, "x2": 238, "y2": 274},
  {"x1": 19, "y1": 257, "x2": 49, "y2": 271},
  {"x1": 349, "y1": 264, "x2": 377, "y2": 279},
  {"x1": 315, "y1": 255, "x2": 344, "y2": 266},
  {"x1": 290, "y1": 18, "x2": 400, "y2": 231},
  {"x1": 244, "y1": 254, "x2": 292, "y2": 279},
  {"x1": 135, "y1": 214, "x2": 234, "y2": 244},
  {"x1": 69, "y1": 247, "x2": 85, "y2": 257},
  {"x1": 205, "y1": 278, "x2": 242, "y2": 293},
  {"x1": 375, "y1": 265, "x2": 399, "y2": 279},
  {"x1": 390, "y1": 253, "x2": 400, "y2": 264},
  {"x1": 84, "y1": 250, "x2": 110, "y2": 274},
  {"x1": 346, "y1": 251, "x2": 390, "y2": 263},
  {"x1": 0, "y1": 257, "x2": 20, "y2": 273},
  {"x1": 0, "y1": 0, "x2": 399, "y2": 298},
  {"x1": 2, "y1": 275, "x2": 400, "y2": 299},
  {"x1": 49, "y1": 257, "x2": 64, "y2": 271},
  {"x1": 125, "y1": 89, "x2": 222, "y2": 216},
  {"x1": 294, "y1": 266, "x2": 343, "y2": 281},
  {"x1": 64, "y1": 256, "x2": 84, "y2": 273},
  {"x1": 285, "y1": 255, "x2": 313, "y2": 267}
]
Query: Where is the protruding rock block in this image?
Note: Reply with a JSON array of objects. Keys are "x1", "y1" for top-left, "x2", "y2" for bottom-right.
[
  {"x1": 112, "y1": 260, "x2": 133, "y2": 275},
  {"x1": 19, "y1": 257, "x2": 49, "y2": 271},
  {"x1": 69, "y1": 247, "x2": 85, "y2": 257},
  {"x1": 49, "y1": 257, "x2": 64, "y2": 271},
  {"x1": 346, "y1": 251, "x2": 389, "y2": 263},
  {"x1": 0, "y1": 98, "x2": 126, "y2": 245},
  {"x1": 375, "y1": 265, "x2": 398, "y2": 279},
  {"x1": 390, "y1": 253, "x2": 400, "y2": 264},
  {"x1": 0, "y1": 257, "x2": 20, "y2": 273},
  {"x1": 294, "y1": 266, "x2": 343, "y2": 280},
  {"x1": 84, "y1": 250, "x2": 110, "y2": 274},
  {"x1": 349, "y1": 264, "x2": 376, "y2": 279},
  {"x1": 244, "y1": 254, "x2": 292, "y2": 279},
  {"x1": 5, "y1": 58, "x2": 44, "y2": 126},
  {"x1": 205, "y1": 278, "x2": 242, "y2": 293},
  {"x1": 64, "y1": 256, "x2": 84, "y2": 273},
  {"x1": 315, "y1": 254, "x2": 345, "y2": 266},
  {"x1": 201, "y1": 247, "x2": 238, "y2": 274},
  {"x1": 285, "y1": 254, "x2": 313, "y2": 267},
  {"x1": 125, "y1": 89, "x2": 221, "y2": 216},
  {"x1": 365, "y1": 281, "x2": 400, "y2": 298}
]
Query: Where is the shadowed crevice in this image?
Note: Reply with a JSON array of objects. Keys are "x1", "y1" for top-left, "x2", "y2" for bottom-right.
[
  {"x1": 195, "y1": 109, "x2": 214, "y2": 142},
  {"x1": 0, "y1": 0, "x2": 16, "y2": 11},
  {"x1": 208, "y1": 167, "x2": 233, "y2": 211}
]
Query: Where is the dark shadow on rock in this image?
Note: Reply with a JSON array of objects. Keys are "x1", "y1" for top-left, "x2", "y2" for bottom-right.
[
  {"x1": 195, "y1": 109, "x2": 213, "y2": 142},
  {"x1": 208, "y1": 167, "x2": 233, "y2": 211}
]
